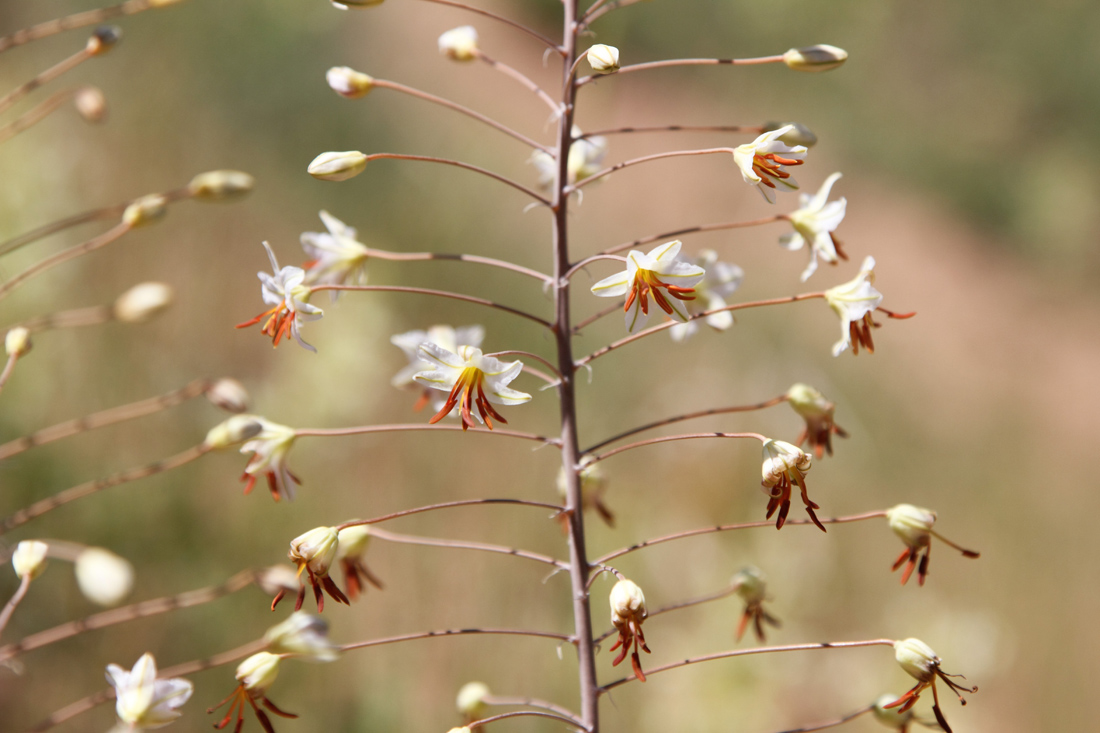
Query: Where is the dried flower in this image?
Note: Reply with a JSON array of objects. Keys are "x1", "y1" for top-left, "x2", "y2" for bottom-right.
[
  {"x1": 11, "y1": 540, "x2": 48, "y2": 580},
  {"x1": 557, "y1": 459, "x2": 614, "y2": 528},
  {"x1": 277, "y1": 527, "x2": 350, "y2": 613},
  {"x1": 783, "y1": 44, "x2": 848, "y2": 72},
  {"x1": 455, "y1": 681, "x2": 491, "y2": 722},
  {"x1": 205, "y1": 378, "x2": 251, "y2": 413},
  {"x1": 75, "y1": 548, "x2": 134, "y2": 606},
  {"x1": 299, "y1": 210, "x2": 370, "y2": 288},
  {"x1": 732, "y1": 126, "x2": 807, "y2": 203},
  {"x1": 438, "y1": 26, "x2": 479, "y2": 61},
  {"x1": 5, "y1": 327, "x2": 31, "y2": 357},
  {"x1": 239, "y1": 418, "x2": 300, "y2": 501},
  {"x1": 258, "y1": 564, "x2": 301, "y2": 599},
  {"x1": 885, "y1": 639, "x2": 976, "y2": 733},
  {"x1": 590, "y1": 240, "x2": 706, "y2": 334},
  {"x1": 307, "y1": 150, "x2": 368, "y2": 181},
  {"x1": 730, "y1": 567, "x2": 781, "y2": 642},
  {"x1": 587, "y1": 44, "x2": 620, "y2": 74},
  {"x1": 326, "y1": 66, "x2": 374, "y2": 98},
  {"x1": 122, "y1": 194, "x2": 168, "y2": 227},
  {"x1": 209, "y1": 652, "x2": 298, "y2": 733},
  {"x1": 413, "y1": 344, "x2": 531, "y2": 430},
  {"x1": 609, "y1": 578, "x2": 650, "y2": 681},
  {"x1": 886, "y1": 504, "x2": 979, "y2": 586},
  {"x1": 760, "y1": 439, "x2": 822, "y2": 531},
  {"x1": 188, "y1": 170, "x2": 255, "y2": 201},
  {"x1": 782, "y1": 172, "x2": 848, "y2": 281},
  {"x1": 668, "y1": 250, "x2": 742, "y2": 342},
  {"x1": 264, "y1": 612, "x2": 339, "y2": 661},
  {"x1": 335, "y1": 525, "x2": 384, "y2": 600},
  {"x1": 786, "y1": 383, "x2": 848, "y2": 458},
  {"x1": 391, "y1": 325, "x2": 485, "y2": 412},
  {"x1": 235, "y1": 242, "x2": 324, "y2": 351},
  {"x1": 113, "y1": 282, "x2": 173, "y2": 323},
  {"x1": 107, "y1": 653, "x2": 193, "y2": 729}
]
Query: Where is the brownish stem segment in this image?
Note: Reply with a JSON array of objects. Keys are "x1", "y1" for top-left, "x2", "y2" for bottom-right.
[
  {"x1": 339, "y1": 627, "x2": 574, "y2": 652},
  {"x1": 578, "y1": 124, "x2": 765, "y2": 138},
  {"x1": 0, "y1": 0, "x2": 183, "y2": 55},
  {"x1": 335, "y1": 498, "x2": 564, "y2": 531},
  {"x1": 482, "y1": 695, "x2": 586, "y2": 729},
  {"x1": 294, "y1": 422, "x2": 559, "y2": 446},
  {"x1": 414, "y1": 0, "x2": 562, "y2": 53},
  {"x1": 368, "y1": 527, "x2": 568, "y2": 570},
  {"x1": 0, "y1": 43, "x2": 93, "y2": 116},
  {"x1": 363, "y1": 153, "x2": 550, "y2": 205},
  {"x1": 0, "y1": 87, "x2": 80, "y2": 145},
  {"x1": 0, "y1": 575, "x2": 31, "y2": 639},
  {"x1": 0, "y1": 221, "x2": 133, "y2": 302},
  {"x1": 577, "y1": 55, "x2": 786, "y2": 86},
  {"x1": 595, "y1": 215, "x2": 786, "y2": 257},
  {"x1": 773, "y1": 705, "x2": 875, "y2": 733}
]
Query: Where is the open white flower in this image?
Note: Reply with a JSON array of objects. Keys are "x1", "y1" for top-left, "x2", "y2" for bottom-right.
[
  {"x1": 106, "y1": 653, "x2": 193, "y2": 729},
  {"x1": 732, "y1": 125, "x2": 807, "y2": 203},
  {"x1": 824, "y1": 255, "x2": 882, "y2": 356},
  {"x1": 531, "y1": 128, "x2": 608, "y2": 190},
  {"x1": 782, "y1": 172, "x2": 848, "y2": 281},
  {"x1": 590, "y1": 240, "x2": 706, "y2": 334},
  {"x1": 391, "y1": 325, "x2": 485, "y2": 412},
  {"x1": 300, "y1": 210, "x2": 370, "y2": 289},
  {"x1": 668, "y1": 250, "x2": 743, "y2": 342},
  {"x1": 413, "y1": 344, "x2": 530, "y2": 430},
  {"x1": 236, "y1": 242, "x2": 323, "y2": 351},
  {"x1": 240, "y1": 418, "x2": 300, "y2": 501}
]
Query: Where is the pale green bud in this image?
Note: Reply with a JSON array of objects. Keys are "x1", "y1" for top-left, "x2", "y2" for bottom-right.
[
  {"x1": 308, "y1": 151, "x2": 368, "y2": 182},
  {"x1": 12, "y1": 540, "x2": 49, "y2": 580},
  {"x1": 455, "y1": 682, "x2": 491, "y2": 720},
  {"x1": 203, "y1": 415, "x2": 263, "y2": 449},
  {"x1": 122, "y1": 194, "x2": 167, "y2": 227},
  {"x1": 113, "y1": 282, "x2": 173, "y2": 323},
  {"x1": 5, "y1": 327, "x2": 31, "y2": 357},
  {"x1": 783, "y1": 44, "x2": 848, "y2": 72}
]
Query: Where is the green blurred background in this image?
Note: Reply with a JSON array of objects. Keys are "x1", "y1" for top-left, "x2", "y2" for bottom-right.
[{"x1": 0, "y1": 0, "x2": 1097, "y2": 730}]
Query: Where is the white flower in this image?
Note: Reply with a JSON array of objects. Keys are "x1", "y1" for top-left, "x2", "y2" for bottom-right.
[
  {"x1": 824, "y1": 255, "x2": 882, "y2": 357},
  {"x1": 264, "y1": 612, "x2": 339, "y2": 661},
  {"x1": 587, "y1": 44, "x2": 620, "y2": 74},
  {"x1": 300, "y1": 210, "x2": 371, "y2": 289},
  {"x1": 530, "y1": 128, "x2": 608, "y2": 189},
  {"x1": 113, "y1": 282, "x2": 174, "y2": 323},
  {"x1": 75, "y1": 548, "x2": 134, "y2": 606},
  {"x1": 668, "y1": 250, "x2": 743, "y2": 342},
  {"x1": 732, "y1": 125, "x2": 807, "y2": 203},
  {"x1": 289, "y1": 527, "x2": 340, "y2": 578},
  {"x1": 760, "y1": 439, "x2": 822, "y2": 530},
  {"x1": 12, "y1": 540, "x2": 48, "y2": 580},
  {"x1": 236, "y1": 242, "x2": 324, "y2": 351},
  {"x1": 307, "y1": 150, "x2": 368, "y2": 181},
  {"x1": 240, "y1": 418, "x2": 300, "y2": 501},
  {"x1": 326, "y1": 66, "x2": 374, "y2": 98},
  {"x1": 106, "y1": 653, "x2": 193, "y2": 729},
  {"x1": 609, "y1": 579, "x2": 651, "y2": 680},
  {"x1": 236, "y1": 652, "x2": 281, "y2": 692},
  {"x1": 413, "y1": 344, "x2": 530, "y2": 430},
  {"x1": 438, "y1": 26, "x2": 478, "y2": 61},
  {"x1": 887, "y1": 639, "x2": 976, "y2": 732},
  {"x1": 782, "y1": 172, "x2": 848, "y2": 281},
  {"x1": 390, "y1": 325, "x2": 485, "y2": 413},
  {"x1": 455, "y1": 681, "x2": 491, "y2": 721},
  {"x1": 590, "y1": 240, "x2": 706, "y2": 334},
  {"x1": 5, "y1": 326, "x2": 31, "y2": 357},
  {"x1": 786, "y1": 383, "x2": 847, "y2": 458}
]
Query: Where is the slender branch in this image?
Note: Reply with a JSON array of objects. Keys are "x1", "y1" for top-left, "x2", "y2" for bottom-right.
[
  {"x1": 335, "y1": 498, "x2": 563, "y2": 532},
  {"x1": 471, "y1": 710, "x2": 588, "y2": 731},
  {"x1": 571, "y1": 300, "x2": 623, "y2": 334},
  {"x1": 563, "y1": 254, "x2": 627, "y2": 280},
  {"x1": 773, "y1": 705, "x2": 875, "y2": 733},
  {"x1": 593, "y1": 585, "x2": 737, "y2": 644},
  {"x1": 363, "y1": 153, "x2": 551, "y2": 205},
  {"x1": 0, "y1": 444, "x2": 211, "y2": 534},
  {"x1": 0, "y1": 221, "x2": 132, "y2": 302},
  {"x1": 373, "y1": 79, "x2": 550, "y2": 152},
  {"x1": 340, "y1": 627, "x2": 573, "y2": 652},
  {"x1": 475, "y1": 51, "x2": 560, "y2": 113},
  {"x1": 577, "y1": 55, "x2": 786, "y2": 86},
  {"x1": 0, "y1": 42, "x2": 94, "y2": 117},
  {"x1": 575, "y1": 292, "x2": 825, "y2": 367},
  {"x1": 365, "y1": 247, "x2": 551, "y2": 283},
  {"x1": 0, "y1": 575, "x2": 31, "y2": 638},
  {"x1": 587, "y1": 431, "x2": 767, "y2": 465},
  {"x1": 585, "y1": 395, "x2": 788, "y2": 453},
  {"x1": 599, "y1": 639, "x2": 897, "y2": 692},
  {"x1": 485, "y1": 350, "x2": 563, "y2": 380},
  {"x1": 10, "y1": 304, "x2": 113, "y2": 333},
  {"x1": 0, "y1": 379, "x2": 209, "y2": 461},
  {"x1": 0, "y1": 352, "x2": 19, "y2": 398},
  {"x1": 0, "y1": 0, "x2": 184, "y2": 55},
  {"x1": 595, "y1": 215, "x2": 786, "y2": 257},
  {"x1": 294, "y1": 423, "x2": 559, "y2": 446},
  {"x1": 592, "y1": 511, "x2": 890, "y2": 565},
  {"x1": 310, "y1": 284, "x2": 553, "y2": 329},
  {"x1": 0, "y1": 87, "x2": 79, "y2": 145},
  {"x1": 414, "y1": 0, "x2": 563, "y2": 54},
  {"x1": 368, "y1": 527, "x2": 568, "y2": 570},
  {"x1": 0, "y1": 570, "x2": 259, "y2": 662},
  {"x1": 565, "y1": 148, "x2": 732, "y2": 193},
  {"x1": 578, "y1": 124, "x2": 765, "y2": 138},
  {"x1": 482, "y1": 695, "x2": 586, "y2": 729}
]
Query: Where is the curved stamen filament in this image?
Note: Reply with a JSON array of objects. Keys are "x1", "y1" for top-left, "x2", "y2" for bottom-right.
[
  {"x1": 627, "y1": 270, "x2": 696, "y2": 317},
  {"x1": 429, "y1": 368, "x2": 507, "y2": 431},
  {"x1": 753, "y1": 152, "x2": 804, "y2": 189}
]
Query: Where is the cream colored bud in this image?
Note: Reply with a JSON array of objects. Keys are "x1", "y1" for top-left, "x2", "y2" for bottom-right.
[
  {"x1": 258, "y1": 564, "x2": 301, "y2": 597},
  {"x1": 783, "y1": 44, "x2": 848, "y2": 72},
  {"x1": 12, "y1": 540, "x2": 49, "y2": 580},
  {"x1": 204, "y1": 414, "x2": 263, "y2": 449},
  {"x1": 308, "y1": 151, "x2": 368, "y2": 182},
  {"x1": 188, "y1": 170, "x2": 255, "y2": 201},
  {"x1": 587, "y1": 44, "x2": 620, "y2": 74},
  {"x1": 335, "y1": 525, "x2": 371, "y2": 560},
  {"x1": 326, "y1": 66, "x2": 375, "y2": 98},
  {"x1": 871, "y1": 694, "x2": 914, "y2": 728},
  {"x1": 332, "y1": 0, "x2": 385, "y2": 6},
  {"x1": 87, "y1": 26, "x2": 121, "y2": 56},
  {"x1": 609, "y1": 578, "x2": 646, "y2": 626},
  {"x1": 894, "y1": 638, "x2": 938, "y2": 682},
  {"x1": 786, "y1": 383, "x2": 832, "y2": 419},
  {"x1": 75, "y1": 548, "x2": 134, "y2": 606},
  {"x1": 74, "y1": 86, "x2": 107, "y2": 123},
  {"x1": 264, "y1": 612, "x2": 339, "y2": 661},
  {"x1": 236, "y1": 652, "x2": 281, "y2": 692},
  {"x1": 205, "y1": 378, "x2": 250, "y2": 413},
  {"x1": 438, "y1": 26, "x2": 479, "y2": 61},
  {"x1": 763, "y1": 121, "x2": 817, "y2": 148},
  {"x1": 731, "y1": 566, "x2": 767, "y2": 605},
  {"x1": 113, "y1": 282, "x2": 173, "y2": 323},
  {"x1": 289, "y1": 527, "x2": 340, "y2": 576},
  {"x1": 122, "y1": 194, "x2": 167, "y2": 227},
  {"x1": 5, "y1": 327, "x2": 31, "y2": 357},
  {"x1": 886, "y1": 504, "x2": 936, "y2": 549},
  {"x1": 455, "y1": 681, "x2": 491, "y2": 720}
]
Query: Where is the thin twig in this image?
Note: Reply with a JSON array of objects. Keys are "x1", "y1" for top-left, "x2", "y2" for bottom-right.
[
  {"x1": 773, "y1": 705, "x2": 875, "y2": 733},
  {"x1": 0, "y1": 575, "x2": 31, "y2": 639},
  {"x1": 0, "y1": 87, "x2": 79, "y2": 145},
  {"x1": 586, "y1": 431, "x2": 766, "y2": 465},
  {"x1": 0, "y1": 221, "x2": 132, "y2": 302},
  {"x1": 0, "y1": 42, "x2": 93, "y2": 116},
  {"x1": 369, "y1": 527, "x2": 568, "y2": 570},
  {"x1": 593, "y1": 585, "x2": 737, "y2": 644},
  {"x1": 10, "y1": 304, "x2": 113, "y2": 333},
  {"x1": 571, "y1": 300, "x2": 623, "y2": 333},
  {"x1": 471, "y1": 710, "x2": 589, "y2": 731},
  {"x1": 415, "y1": 0, "x2": 562, "y2": 53},
  {"x1": 565, "y1": 148, "x2": 732, "y2": 193},
  {"x1": 577, "y1": 55, "x2": 786, "y2": 86},
  {"x1": 340, "y1": 627, "x2": 573, "y2": 652},
  {"x1": 0, "y1": 0, "x2": 184, "y2": 55},
  {"x1": 595, "y1": 215, "x2": 786, "y2": 257},
  {"x1": 475, "y1": 51, "x2": 560, "y2": 113},
  {"x1": 563, "y1": 254, "x2": 627, "y2": 280},
  {"x1": 335, "y1": 498, "x2": 564, "y2": 532},
  {"x1": 482, "y1": 695, "x2": 586, "y2": 729},
  {"x1": 0, "y1": 353, "x2": 19, "y2": 398},
  {"x1": 363, "y1": 153, "x2": 551, "y2": 205},
  {"x1": 366, "y1": 247, "x2": 551, "y2": 283},
  {"x1": 310, "y1": 284, "x2": 553, "y2": 329},
  {"x1": 578, "y1": 124, "x2": 764, "y2": 138},
  {"x1": 294, "y1": 423, "x2": 559, "y2": 446}
]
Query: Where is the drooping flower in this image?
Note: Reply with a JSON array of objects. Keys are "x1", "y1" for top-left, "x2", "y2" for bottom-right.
[
  {"x1": 885, "y1": 504, "x2": 980, "y2": 586},
  {"x1": 885, "y1": 639, "x2": 977, "y2": 733},
  {"x1": 530, "y1": 128, "x2": 608, "y2": 190},
  {"x1": 760, "y1": 439, "x2": 822, "y2": 531},
  {"x1": 264, "y1": 612, "x2": 340, "y2": 662},
  {"x1": 391, "y1": 325, "x2": 486, "y2": 412},
  {"x1": 299, "y1": 210, "x2": 370, "y2": 289},
  {"x1": 732, "y1": 125, "x2": 807, "y2": 203},
  {"x1": 455, "y1": 681, "x2": 491, "y2": 723},
  {"x1": 106, "y1": 653, "x2": 193, "y2": 729},
  {"x1": 334, "y1": 525, "x2": 384, "y2": 600},
  {"x1": 668, "y1": 249, "x2": 743, "y2": 342},
  {"x1": 730, "y1": 567, "x2": 781, "y2": 643},
  {"x1": 590, "y1": 240, "x2": 706, "y2": 334},
  {"x1": 556, "y1": 459, "x2": 614, "y2": 529},
  {"x1": 413, "y1": 344, "x2": 531, "y2": 430},
  {"x1": 782, "y1": 172, "x2": 848, "y2": 281},
  {"x1": 239, "y1": 418, "x2": 300, "y2": 502},
  {"x1": 275, "y1": 527, "x2": 350, "y2": 613},
  {"x1": 786, "y1": 383, "x2": 848, "y2": 458},
  {"x1": 609, "y1": 579, "x2": 651, "y2": 681},
  {"x1": 209, "y1": 652, "x2": 298, "y2": 733},
  {"x1": 824, "y1": 255, "x2": 882, "y2": 356},
  {"x1": 235, "y1": 242, "x2": 324, "y2": 351}
]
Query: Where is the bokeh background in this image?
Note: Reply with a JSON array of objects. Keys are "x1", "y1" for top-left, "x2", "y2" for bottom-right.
[{"x1": 0, "y1": 0, "x2": 1097, "y2": 730}]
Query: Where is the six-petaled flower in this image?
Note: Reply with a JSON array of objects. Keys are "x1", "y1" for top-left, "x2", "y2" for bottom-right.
[
  {"x1": 299, "y1": 210, "x2": 370, "y2": 289},
  {"x1": 732, "y1": 125, "x2": 807, "y2": 203},
  {"x1": 106, "y1": 653, "x2": 193, "y2": 730},
  {"x1": 885, "y1": 638, "x2": 977, "y2": 733},
  {"x1": 236, "y1": 242, "x2": 323, "y2": 351},
  {"x1": 273, "y1": 527, "x2": 350, "y2": 613},
  {"x1": 760, "y1": 439, "x2": 823, "y2": 531},
  {"x1": 590, "y1": 240, "x2": 706, "y2": 334},
  {"x1": 413, "y1": 344, "x2": 531, "y2": 430},
  {"x1": 209, "y1": 652, "x2": 299, "y2": 733},
  {"x1": 824, "y1": 255, "x2": 883, "y2": 357},
  {"x1": 391, "y1": 325, "x2": 486, "y2": 413},
  {"x1": 239, "y1": 419, "x2": 300, "y2": 502},
  {"x1": 609, "y1": 578, "x2": 651, "y2": 682},
  {"x1": 781, "y1": 171, "x2": 848, "y2": 281}
]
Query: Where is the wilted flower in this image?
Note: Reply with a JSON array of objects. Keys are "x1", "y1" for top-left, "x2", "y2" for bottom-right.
[
  {"x1": 782, "y1": 172, "x2": 848, "y2": 281},
  {"x1": 531, "y1": 128, "x2": 608, "y2": 189},
  {"x1": 236, "y1": 242, "x2": 324, "y2": 351},
  {"x1": 609, "y1": 579, "x2": 650, "y2": 681},
  {"x1": 188, "y1": 170, "x2": 255, "y2": 201},
  {"x1": 113, "y1": 282, "x2": 174, "y2": 323},
  {"x1": 760, "y1": 439, "x2": 822, "y2": 531},
  {"x1": 556, "y1": 459, "x2": 614, "y2": 528},
  {"x1": 209, "y1": 652, "x2": 298, "y2": 733},
  {"x1": 75, "y1": 548, "x2": 134, "y2": 606},
  {"x1": 276, "y1": 527, "x2": 349, "y2": 613},
  {"x1": 886, "y1": 504, "x2": 979, "y2": 586},
  {"x1": 335, "y1": 525, "x2": 384, "y2": 600},
  {"x1": 730, "y1": 567, "x2": 781, "y2": 642},
  {"x1": 782, "y1": 44, "x2": 848, "y2": 72},
  {"x1": 326, "y1": 66, "x2": 374, "y2": 98},
  {"x1": 264, "y1": 612, "x2": 339, "y2": 661},
  {"x1": 455, "y1": 681, "x2": 491, "y2": 722},
  {"x1": 732, "y1": 126, "x2": 807, "y2": 203},
  {"x1": 587, "y1": 44, "x2": 620, "y2": 74},
  {"x1": 886, "y1": 639, "x2": 976, "y2": 733},
  {"x1": 11, "y1": 540, "x2": 48, "y2": 580},
  {"x1": 258, "y1": 564, "x2": 301, "y2": 601},
  {"x1": 106, "y1": 653, "x2": 193, "y2": 729},
  {"x1": 391, "y1": 325, "x2": 485, "y2": 412},
  {"x1": 413, "y1": 344, "x2": 531, "y2": 430},
  {"x1": 438, "y1": 26, "x2": 478, "y2": 61},
  {"x1": 307, "y1": 150, "x2": 368, "y2": 181},
  {"x1": 668, "y1": 250, "x2": 743, "y2": 342},
  {"x1": 299, "y1": 210, "x2": 370, "y2": 289},
  {"x1": 786, "y1": 383, "x2": 848, "y2": 458},
  {"x1": 238, "y1": 418, "x2": 300, "y2": 502},
  {"x1": 590, "y1": 240, "x2": 706, "y2": 334}
]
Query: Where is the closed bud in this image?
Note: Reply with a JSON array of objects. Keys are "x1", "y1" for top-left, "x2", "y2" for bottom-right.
[
  {"x1": 264, "y1": 612, "x2": 339, "y2": 661},
  {"x1": 236, "y1": 652, "x2": 281, "y2": 692},
  {"x1": 205, "y1": 378, "x2": 251, "y2": 413},
  {"x1": 782, "y1": 44, "x2": 848, "y2": 72},
  {"x1": 87, "y1": 26, "x2": 121, "y2": 55},
  {"x1": 204, "y1": 414, "x2": 264, "y2": 449},
  {"x1": 335, "y1": 525, "x2": 371, "y2": 559},
  {"x1": 763, "y1": 121, "x2": 817, "y2": 148},
  {"x1": 308, "y1": 151, "x2": 368, "y2": 182},
  {"x1": 893, "y1": 638, "x2": 938, "y2": 682},
  {"x1": 188, "y1": 170, "x2": 255, "y2": 201},
  {"x1": 730, "y1": 566, "x2": 767, "y2": 605},
  {"x1": 113, "y1": 282, "x2": 173, "y2": 323},
  {"x1": 5, "y1": 327, "x2": 31, "y2": 357},
  {"x1": 12, "y1": 540, "x2": 49, "y2": 580},
  {"x1": 455, "y1": 681, "x2": 491, "y2": 721},
  {"x1": 886, "y1": 504, "x2": 936, "y2": 549},
  {"x1": 609, "y1": 578, "x2": 646, "y2": 628},
  {"x1": 75, "y1": 548, "x2": 134, "y2": 606},
  {"x1": 327, "y1": 66, "x2": 374, "y2": 98},
  {"x1": 74, "y1": 86, "x2": 107, "y2": 123},
  {"x1": 289, "y1": 527, "x2": 340, "y2": 576},
  {"x1": 122, "y1": 194, "x2": 167, "y2": 227},
  {"x1": 587, "y1": 44, "x2": 620, "y2": 74},
  {"x1": 438, "y1": 26, "x2": 479, "y2": 61}
]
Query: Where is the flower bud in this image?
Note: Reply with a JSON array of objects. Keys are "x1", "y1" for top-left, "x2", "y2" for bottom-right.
[
  {"x1": 87, "y1": 26, "x2": 121, "y2": 56},
  {"x1": 761, "y1": 440, "x2": 812, "y2": 487},
  {"x1": 609, "y1": 578, "x2": 646, "y2": 627},
  {"x1": 122, "y1": 194, "x2": 168, "y2": 227},
  {"x1": 335, "y1": 525, "x2": 371, "y2": 560},
  {"x1": 264, "y1": 612, "x2": 339, "y2": 661},
  {"x1": 188, "y1": 170, "x2": 255, "y2": 201},
  {"x1": 587, "y1": 44, "x2": 620, "y2": 74},
  {"x1": 12, "y1": 540, "x2": 49, "y2": 580},
  {"x1": 75, "y1": 548, "x2": 134, "y2": 606},
  {"x1": 893, "y1": 638, "x2": 938, "y2": 682},
  {"x1": 289, "y1": 527, "x2": 340, "y2": 576},
  {"x1": 74, "y1": 86, "x2": 107, "y2": 123},
  {"x1": 871, "y1": 694, "x2": 914, "y2": 728},
  {"x1": 308, "y1": 151, "x2": 368, "y2": 182},
  {"x1": 455, "y1": 681, "x2": 491, "y2": 721},
  {"x1": 203, "y1": 414, "x2": 263, "y2": 449},
  {"x1": 113, "y1": 282, "x2": 173, "y2": 323},
  {"x1": 205, "y1": 378, "x2": 250, "y2": 413},
  {"x1": 730, "y1": 566, "x2": 767, "y2": 605},
  {"x1": 886, "y1": 504, "x2": 936, "y2": 549},
  {"x1": 331, "y1": 0, "x2": 385, "y2": 6},
  {"x1": 763, "y1": 121, "x2": 817, "y2": 148},
  {"x1": 258, "y1": 564, "x2": 301, "y2": 597},
  {"x1": 326, "y1": 66, "x2": 374, "y2": 98},
  {"x1": 786, "y1": 383, "x2": 830, "y2": 419},
  {"x1": 438, "y1": 26, "x2": 479, "y2": 61},
  {"x1": 5, "y1": 327, "x2": 31, "y2": 357},
  {"x1": 236, "y1": 652, "x2": 281, "y2": 692},
  {"x1": 782, "y1": 44, "x2": 848, "y2": 72}
]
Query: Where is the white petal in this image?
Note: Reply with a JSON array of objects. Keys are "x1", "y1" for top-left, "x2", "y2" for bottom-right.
[
  {"x1": 390, "y1": 330, "x2": 429, "y2": 359},
  {"x1": 779, "y1": 231, "x2": 805, "y2": 251},
  {"x1": 413, "y1": 369, "x2": 457, "y2": 391},
  {"x1": 757, "y1": 184, "x2": 777, "y2": 204},
  {"x1": 657, "y1": 260, "x2": 706, "y2": 287},
  {"x1": 453, "y1": 325, "x2": 485, "y2": 348},
  {"x1": 800, "y1": 253, "x2": 820, "y2": 282},
  {"x1": 646, "y1": 240, "x2": 682, "y2": 265},
  {"x1": 261, "y1": 241, "x2": 280, "y2": 273},
  {"x1": 319, "y1": 210, "x2": 356, "y2": 239},
  {"x1": 418, "y1": 342, "x2": 469, "y2": 371},
  {"x1": 810, "y1": 172, "x2": 843, "y2": 210},
  {"x1": 485, "y1": 384, "x2": 532, "y2": 406},
  {"x1": 704, "y1": 294, "x2": 734, "y2": 330},
  {"x1": 664, "y1": 295, "x2": 691, "y2": 322},
  {"x1": 624, "y1": 297, "x2": 648, "y2": 333},
  {"x1": 475, "y1": 355, "x2": 522, "y2": 381},
  {"x1": 668, "y1": 320, "x2": 695, "y2": 342},
  {"x1": 590, "y1": 270, "x2": 632, "y2": 298}
]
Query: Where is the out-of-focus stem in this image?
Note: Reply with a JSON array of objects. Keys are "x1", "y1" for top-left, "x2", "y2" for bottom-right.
[
  {"x1": 339, "y1": 627, "x2": 574, "y2": 652},
  {"x1": 475, "y1": 51, "x2": 560, "y2": 113},
  {"x1": 0, "y1": 43, "x2": 94, "y2": 116},
  {"x1": 471, "y1": 710, "x2": 589, "y2": 731},
  {"x1": 773, "y1": 705, "x2": 876, "y2": 733},
  {"x1": 11, "y1": 304, "x2": 113, "y2": 333},
  {"x1": 366, "y1": 247, "x2": 551, "y2": 283},
  {"x1": 0, "y1": 353, "x2": 19, "y2": 398},
  {"x1": 335, "y1": 498, "x2": 563, "y2": 532},
  {"x1": 596, "y1": 215, "x2": 787, "y2": 257},
  {"x1": 0, "y1": 0, "x2": 187, "y2": 55},
  {"x1": 294, "y1": 423, "x2": 559, "y2": 446},
  {"x1": 0, "y1": 221, "x2": 133, "y2": 302},
  {"x1": 363, "y1": 153, "x2": 550, "y2": 205},
  {"x1": 414, "y1": 0, "x2": 563, "y2": 53},
  {"x1": 311, "y1": 284, "x2": 553, "y2": 329},
  {"x1": 0, "y1": 575, "x2": 31, "y2": 638},
  {"x1": 483, "y1": 695, "x2": 586, "y2": 728},
  {"x1": 577, "y1": 55, "x2": 786, "y2": 86},
  {"x1": 0, "y1": 87, "x2": 78, "y2": 145},
  {"x1": 586, "y1": 431, "x2": 767, "y2": 465},
  {"x1": 565, "y1": 147, "x2": 732, "y2": 193},
  {"x1": 578, "y1": 124, "x2": 765, "y2": 138},
  {"x1": 369, "y1": 527, "x2": 569, "y2": 570}
]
